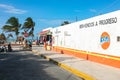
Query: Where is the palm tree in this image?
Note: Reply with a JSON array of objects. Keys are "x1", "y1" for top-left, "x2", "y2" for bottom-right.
[
  {"x1": 0, "y1": 33, "x2": 6, "y2": 40},
  {"x1": 7, "y1": 33, "x2": 13, "y2": 39},
  {"x1": 0, "y1": 33, "x2": 6, "y2": 44},
  {"x1": 22, "y1": 17, "x2": 35, "y2": 39},
  {"x1": 2, "y1": 17, "x2": 21, "y2": 39}
]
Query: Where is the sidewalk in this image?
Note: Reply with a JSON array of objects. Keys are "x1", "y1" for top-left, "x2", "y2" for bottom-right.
[{"x1": 32, "y1": 46, "x2": 120, "y2": 80}]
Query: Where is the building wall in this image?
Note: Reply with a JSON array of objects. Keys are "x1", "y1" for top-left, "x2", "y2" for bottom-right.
[{"x1": 52, "y1": 10, "x2": 120, "y2": 68}]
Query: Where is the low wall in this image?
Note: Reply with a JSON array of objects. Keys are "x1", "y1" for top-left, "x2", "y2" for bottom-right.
[{"x1": 52, "y1": 46, "x2": 120, "y2": 68}]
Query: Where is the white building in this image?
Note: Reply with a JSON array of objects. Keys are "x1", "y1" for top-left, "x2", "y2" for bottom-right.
[{"x1": 44, "y1": 10, "x2": 120, "y2": 68}]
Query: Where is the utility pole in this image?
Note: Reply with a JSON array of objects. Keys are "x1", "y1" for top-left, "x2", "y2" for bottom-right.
[{"x1": 76, "y1": 16, "x2": 78, "y2": 22}]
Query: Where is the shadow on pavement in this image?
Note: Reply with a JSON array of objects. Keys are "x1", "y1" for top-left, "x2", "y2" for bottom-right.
[
  {"x1": 41, "y1": 52, "x2": 86, "y2": 62},
  {"x1": 0, "y1": 52, "x2": 59, "y2": 80}
]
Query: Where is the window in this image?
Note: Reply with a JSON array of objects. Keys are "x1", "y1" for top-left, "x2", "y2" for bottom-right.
[{"x1": 117, "y1": 36, "x2": 120, "y2": 42}]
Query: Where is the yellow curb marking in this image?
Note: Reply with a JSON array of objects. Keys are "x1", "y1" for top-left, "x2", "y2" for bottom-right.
[
  {"x1": 58, "y1": 63, "x2": 95, "y2": 80},
  {"x1": 32, "y1": 49, "x2": 96, "y2": 80}
]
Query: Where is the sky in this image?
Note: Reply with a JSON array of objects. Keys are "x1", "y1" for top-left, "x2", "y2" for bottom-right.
[{"x1": 0, "y1": 0, "x2": 120, "y2": 38}]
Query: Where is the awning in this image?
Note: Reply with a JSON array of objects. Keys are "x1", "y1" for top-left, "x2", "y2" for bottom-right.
[{"x1": 40, "y1": 30, "x2": 52, "y2": 35}]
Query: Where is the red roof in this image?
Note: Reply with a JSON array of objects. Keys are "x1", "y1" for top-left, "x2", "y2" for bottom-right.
[{"x1": 40, "y1": 30, "x2": 49, "y2": 35}]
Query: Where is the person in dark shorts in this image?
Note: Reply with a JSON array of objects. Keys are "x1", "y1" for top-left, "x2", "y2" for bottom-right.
[
  {"x1": 8, "y1": 43, "x2": 12, "y2": 52},
  {"x1": 28, "y1": 40, "x2": 32, "y2": 50}
]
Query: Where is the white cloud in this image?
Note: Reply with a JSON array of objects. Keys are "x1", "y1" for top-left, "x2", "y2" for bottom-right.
[
  {"x1": 89, "y1": 9, "x2": 97, "y2": 13},
  {"x1": 0, "y1": 4, "x2": 27, "y2": 14}
]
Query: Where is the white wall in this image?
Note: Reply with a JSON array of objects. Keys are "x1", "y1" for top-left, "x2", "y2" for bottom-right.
[{"x1": 52, "y1": 10, "x2": 120, "y2": 57}]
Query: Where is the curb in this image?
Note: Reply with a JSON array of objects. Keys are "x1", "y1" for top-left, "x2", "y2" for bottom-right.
[{"x1": 32, "y1": 50, "x2": 96, "y2": 80}]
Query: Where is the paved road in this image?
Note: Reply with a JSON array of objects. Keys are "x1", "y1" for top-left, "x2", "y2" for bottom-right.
[{"x1": 0, "y1": 50, "x2": 82, "y2": 80}]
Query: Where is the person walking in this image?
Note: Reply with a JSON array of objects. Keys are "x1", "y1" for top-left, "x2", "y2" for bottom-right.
[
  {"x1": 28, "y1": 40, "x2": 32, "y2": 50},
  {"x1": 8, "y1": 43, "x2": 12, "y2": 52}
]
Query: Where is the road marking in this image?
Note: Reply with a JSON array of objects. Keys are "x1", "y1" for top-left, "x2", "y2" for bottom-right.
[{"x1": 32, "y1": 49, "x2": 96, "y2": 80}]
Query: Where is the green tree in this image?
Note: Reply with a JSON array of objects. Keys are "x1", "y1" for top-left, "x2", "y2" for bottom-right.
[
  {"x1": 2, "y1": 17, "x2": 21, "y2": 39},
  {"x1": 0, "y1": 33, "x2": 6, "y2": 40},
  {"x1": 61, "y1": 21, "x2": 70, "y2": 26},
  {"x1": 22, "y1": 17, "x2": 35, "y2": 39},
  {"x1": 7, "y1": 33, "x2": 13, "y2": 39}
]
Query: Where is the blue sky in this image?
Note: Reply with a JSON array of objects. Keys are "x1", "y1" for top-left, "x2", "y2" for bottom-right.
[{"x1": 0, "y1": 0, "x2": 120, "y2": 38}]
